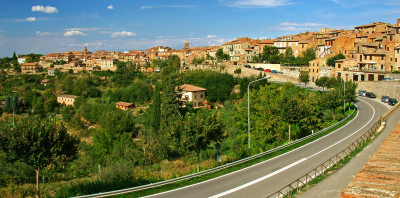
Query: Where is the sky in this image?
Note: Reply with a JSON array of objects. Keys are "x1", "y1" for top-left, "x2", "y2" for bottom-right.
[{"x1": 0, "y1": 0, "x2": 399, "y2": 57}]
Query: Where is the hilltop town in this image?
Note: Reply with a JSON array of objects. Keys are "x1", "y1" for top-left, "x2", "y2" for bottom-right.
[{"x1": 14, "y1": 18, "x2": 400, "y2": 84}]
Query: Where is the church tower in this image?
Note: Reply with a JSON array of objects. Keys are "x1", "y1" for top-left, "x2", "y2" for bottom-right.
[
  {"x1": 83, "y1": 46, "x2": 88, "y2": 53},
  {"x1": 183, "y1": 40, "x2": 189, "y2": 50}
]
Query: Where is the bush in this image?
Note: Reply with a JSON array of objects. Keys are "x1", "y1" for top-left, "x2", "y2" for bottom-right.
[{"x1": 234, "y1": 68, "x2": 241, "y2": 74}]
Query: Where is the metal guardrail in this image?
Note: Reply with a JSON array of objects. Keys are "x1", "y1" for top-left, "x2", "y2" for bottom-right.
[
  {"x1": 73, "y1": 107, "x2": 356, "y2": 197},
  {"x1": 267, "y1": 108, "x2": 392, "y2": 198}
]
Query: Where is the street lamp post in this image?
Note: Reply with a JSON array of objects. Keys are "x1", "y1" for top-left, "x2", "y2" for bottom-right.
[
  {"x1": 248, "y1": 75, "x2": 271, "y2": 156},
  {"x1": 343, "y1": 79, "x2": 346, "y2": 115}
]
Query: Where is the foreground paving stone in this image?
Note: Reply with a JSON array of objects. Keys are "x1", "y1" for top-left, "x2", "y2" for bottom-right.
[{"x1": 340, "y1": 122, "x2": 400, "y2": 198}]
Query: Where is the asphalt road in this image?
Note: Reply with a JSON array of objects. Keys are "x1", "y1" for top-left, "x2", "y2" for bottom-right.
[
  {"x1": 296, "y1": 98, "x2": 397, "y2": 198},
  {"x1": 144, "y1": 97, "x2": 388, "y2": 198}
]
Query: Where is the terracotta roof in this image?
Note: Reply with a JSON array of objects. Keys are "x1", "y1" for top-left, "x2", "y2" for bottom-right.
[
  {"x1": 41, "y1": 79, "x2": 51, "y2": 83},
  {"x1": 21, "y1": 63, "x2": 37, "y2": 66},
  {"x1": 57, "y1": 95, "x2": 78, "y2": 99},
  {"x1": 341, "y1": 121, "x2": 400, "y2": 197},
  {"x1": 116, "y1": 101, "x2": 134, "y2": 107},
  {"x1": 179, "y1": 84, "x2": 206, "y2": 92}
]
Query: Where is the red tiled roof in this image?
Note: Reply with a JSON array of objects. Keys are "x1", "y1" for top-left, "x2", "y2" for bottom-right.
[
  {"x1": 116, "y1": 101, "x2": 134, "y2": 107},
  {"x1": 57, "y1": 95, "x2": 78, "y2": 99},
  {"x1": 179, "y1": 84, "x2": 206, "y2": 92}
]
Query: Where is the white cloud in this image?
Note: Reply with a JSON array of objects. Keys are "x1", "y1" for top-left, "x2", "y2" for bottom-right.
[
  {"x1": 111, "y1": 31, "x2": 136, "y2": 38},
  {"x1": 384, "y1": 10, "x2": 400, "y2": 15},
  {"x1": 267, "y1": 22, "x2": 326, "y2": 32},
  {"x1": 107, "y1": 5, "x2": 114, "y2": 10},
  {"x1": 32, "y1": 5, "x2": 59, "y2": 14},
  {"x1": 141, "y1": 6, "x2": 155, "y2": 9},
  {"x1": 230, "y1": 0, "x2": 293, "y2": 8},
  {"x1": 100, "y1": 31, "x2": 112, "y2": 34},
  {"x1": 26, "y1": 17, "x2": 36, "y2": 22},
  {"x1": 207, "y1": 35, "x2": 218, "y2": 38},
  {"x1": 36, "y1": 31, "x2": 52, "y2": 36},
  {"x1": 64, "y1": 30, "x2": 86, "y2": 37}
]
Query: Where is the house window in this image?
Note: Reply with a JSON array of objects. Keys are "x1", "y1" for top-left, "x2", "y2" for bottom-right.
[
  {"x1": 381, "y1": 65, "x2": 384, "y2": 70},
  {"x1": 194, "y1": 95, "x2": 197, "y2": 99},
  {"x1": 200, "y1": 94, "x2": 203, "y2": 98},
  {"x1": 370, "y1": 56, "x2": 372, "y2": 60},
  {"x1": 338, "y1": 64, "x2": 341, "y2": 68}
]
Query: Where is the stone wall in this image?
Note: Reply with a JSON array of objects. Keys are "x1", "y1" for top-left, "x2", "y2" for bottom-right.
[{"x1": 356, "y1": 81, "x2": 400, "y2": 99}]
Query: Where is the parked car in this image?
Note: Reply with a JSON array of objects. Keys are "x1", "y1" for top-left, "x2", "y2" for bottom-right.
[
  {"x1": 388, "y1": 98, "x2": 398, "y2": 106},
  {"x1": 381, "y1": 96, "x2": 390, "y2": 103},
  {"x1": 264, "y1": 69, "x2": 271, "y2": 72},
  {"x1": 358, "y1": 90, "x2": 366, "y2": 96},
  {"x1": 271, "y1": 70, "x2": 277, "y2": 73},
  {"x1": 252, "y1": 66, "x2": 256, "y2": 69},
  {"x1": 366, "y1": 92, "x2": 376, "y2": 98},
  {"x1": 381, "y1": 78, "x2": 391, "y2": 81},
  {"x1": 257, "y1": 67, "x2": 264, "y2": 71},
  {"x1": 244, "y1": 64, "x2": 251, "y2": 68}
]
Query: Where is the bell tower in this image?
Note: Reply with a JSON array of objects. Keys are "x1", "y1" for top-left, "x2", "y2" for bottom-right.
[{"x1": 183, "y1": 40, "x2": 189, "y2": 50}]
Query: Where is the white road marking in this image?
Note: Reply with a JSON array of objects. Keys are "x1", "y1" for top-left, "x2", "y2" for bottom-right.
[
  {"x1": 208, "y1": 158, "x2": 307, "y2": 198},
  {"x1": 145, "y1": 99, "x2": 380, "y2": 198},
  {"x1": 208, "y1": 99, "x2": 378, "y2": 198}
]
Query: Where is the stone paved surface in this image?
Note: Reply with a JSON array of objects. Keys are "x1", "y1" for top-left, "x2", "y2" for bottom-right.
[{"x1": 340, "y1": 122, "x2": 400, "y2": 198}]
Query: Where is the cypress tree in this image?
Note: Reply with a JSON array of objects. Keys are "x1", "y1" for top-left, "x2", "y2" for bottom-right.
[
  {"x1": 150, "y1": 84, "x2": 161, "y2": 131},
  {"x1": 160, "y1": 75, "x2": 183, "y2": 154},
  {"x1": 12, "y1": 51, "x2": 17, "y2": 60},
  {"x1": 4, "y1": 96, "x2": 11, "y2": 113}
]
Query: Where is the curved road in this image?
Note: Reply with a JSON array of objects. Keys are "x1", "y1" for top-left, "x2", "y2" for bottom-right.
[{"x1": 144, "y1": 97, "x2": 388, "y2": 198}]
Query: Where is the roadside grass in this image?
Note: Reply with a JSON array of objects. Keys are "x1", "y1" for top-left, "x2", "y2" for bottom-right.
[
  {"x1": 116, "y1": 108, "x2": 358, "y2": 197},
  {"x1": 284, "y1": 130, "x2": 376, "y2": 198}
]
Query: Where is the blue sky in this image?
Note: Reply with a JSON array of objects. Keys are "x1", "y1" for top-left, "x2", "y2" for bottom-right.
[{"x1": 0, "y1": 0, "x2": 399, "y2": 57}]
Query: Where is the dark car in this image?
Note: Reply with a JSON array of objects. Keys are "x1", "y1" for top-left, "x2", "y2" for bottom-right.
[
  {"x1": 257, "y1": 67, "x2": 264, "y2": 71},
  {"x1": 388, "y1": 98, "x2": 398, "y2": 106},
  {"x1": 366, "y1": 92, "x2": 376, "y2": 98},
  {"x1": 358, "y1": 90, "x2": 366, "y2": 96},
  {"x1": 244, "y1": 64, "x2": 251, "y2": 68},
  {"x1": 381, "y1": 96, "x2": 390, "y2": 103}
]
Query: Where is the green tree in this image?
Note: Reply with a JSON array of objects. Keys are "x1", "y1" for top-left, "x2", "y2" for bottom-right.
[
  {"x1": 12, "y1": 51, "x2": 17, "y2": 60},
  {"x1": 25, "y1": 56, "x2": 33, "y2": 63},
  {"x1": 216, "y1": 49, "x2": 230, "y2": 62},
  {"x1": 11, "y1": 95, "x2": 21, "y2": 114},
  {"x1": 280, "y1": 88, "x2": 303, "y2": 142},
  {"x1": 32, "y1": 96, "x2": 45, "y2": 118},
  {"x1": 62, "y1": 105, "x2": 75, "y2": 122},
  {"x1": 0, "y1": 117, "x2": 80, "y2": 198},
  {"x1": 320, "y1": 88, "x2": 342, "y2": 121},
  {"x1": 183, "y1": 110, "x2": 224, "y2": 172},
  {"x1": 282, "y1": 47, "x2": 295, "y2": 64},
  {"x1": 327, "y1": 53, "x2": 346, "y2": 66},
  {"x1": 169, "y1": 55, "x2": 181, "y2": 71},
  {"x1": 299, "y1": 72, "x2": 310, "y2": 86},
  {"x1": 315, "y1": 76, "x2": 329, "y2": 91},
  {"x1": 3, "y1": 96, "x2": 11, "y2": 113},
  {"x1": 160, "y1": 75, "x2": 183, "y2": 155},
  {"x1": 150, "y1": 84, "x2": 161, "y2": 131},
  {"x1": 261, "y1": 46, "x2": 282, "y2": 64}
]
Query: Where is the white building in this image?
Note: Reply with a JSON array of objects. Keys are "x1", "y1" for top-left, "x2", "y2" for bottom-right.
[{"x1": 178, "y1": 84, "x2": 207, "y2": 107}]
